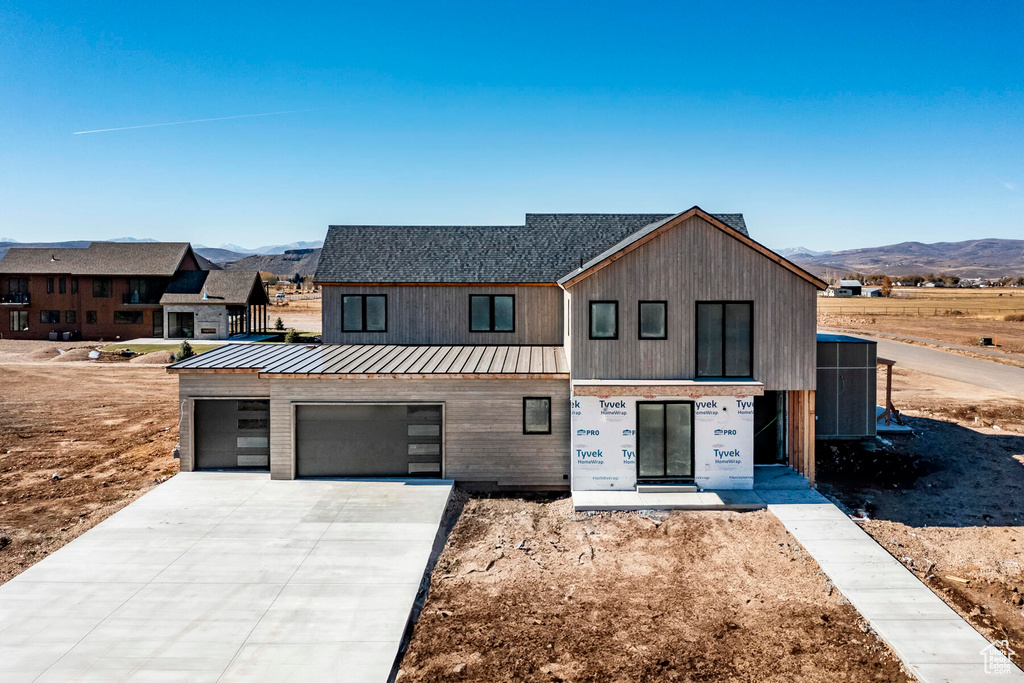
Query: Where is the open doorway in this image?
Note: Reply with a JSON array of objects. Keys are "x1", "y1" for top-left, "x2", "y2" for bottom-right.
[{"x1": 754, "y1": 391, "x2": 786, "y2": 464}]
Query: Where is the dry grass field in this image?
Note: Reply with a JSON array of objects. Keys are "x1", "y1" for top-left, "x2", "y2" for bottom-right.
[{"x1": 819, "y1": 288, "x2": 1024, "y2": 356}]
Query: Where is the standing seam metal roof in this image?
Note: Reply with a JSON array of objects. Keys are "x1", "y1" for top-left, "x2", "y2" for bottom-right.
[{"x1": 167, "y1": 343, "x2": 569, "y2": 375}]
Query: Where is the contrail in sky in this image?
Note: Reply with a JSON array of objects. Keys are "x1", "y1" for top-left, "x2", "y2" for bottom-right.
[{"x1": 72, "y1": 109, "x2": 312, "y2": 135}]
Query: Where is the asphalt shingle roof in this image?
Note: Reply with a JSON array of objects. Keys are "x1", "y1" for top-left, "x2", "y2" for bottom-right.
[
  {"x1": 159, "y1": 270, "x2": 268, "y2": 306},
  {"x1": 314, "y1": 212, "x2": 748, "y2": 284},
  {"x1": 0, "y1": 242, "x2": 194, "y2": 277}
]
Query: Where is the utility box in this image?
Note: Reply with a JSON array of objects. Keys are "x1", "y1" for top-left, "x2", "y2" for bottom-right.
[{"x1": 815, "y1": 333, "x2": 877, "y2": 439}]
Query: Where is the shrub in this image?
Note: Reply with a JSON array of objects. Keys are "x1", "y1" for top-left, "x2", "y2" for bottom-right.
[
  {"x1": 1006, "y1": 314, "x2": 1024, "y2": 322},
  {"x1": 274, "y1": 317, "x2": 285, "y2": 330},
  {"x1": 177, "y1": 340, "x2": 195, "y2": 360},
  {"x1": 284, "y1": 329, "x2": 300, "y2": 343}
]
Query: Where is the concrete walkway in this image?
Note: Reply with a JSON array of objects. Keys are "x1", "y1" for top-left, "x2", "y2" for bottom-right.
[
  {"x1": 762, "y1": 489, "x2": 1023, "y2": 682},
  {"x1": 0, "y1": 473, "x2": 453, "y2": 683}
]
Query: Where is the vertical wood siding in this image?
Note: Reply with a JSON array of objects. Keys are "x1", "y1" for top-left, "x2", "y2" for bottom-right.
[
  {"x1": 321, "y1": 285, "x2": 564, "y2": 346},
  {"x1": 177, "y1": 374, "x2": 270, "y2": 471},
  {"x1": 267, "y1": 377, "x2": 570, "y2": 487},
  {"x1": 566, "y1": 215, "x2": 818, "y2": 390}
]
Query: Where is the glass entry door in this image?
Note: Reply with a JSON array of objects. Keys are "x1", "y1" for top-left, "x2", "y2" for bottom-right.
[{"x1": 637, "y1": 401, "x2": 694, "y2": 480}]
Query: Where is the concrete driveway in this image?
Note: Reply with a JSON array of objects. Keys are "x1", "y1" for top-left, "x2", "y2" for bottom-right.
[{"x1": 0, "y1": 473, "x2": 453, "y2": 682}]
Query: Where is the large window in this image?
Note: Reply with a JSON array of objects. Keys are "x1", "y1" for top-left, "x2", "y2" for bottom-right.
[
  {"x1": 342, "y1": 294, "x2": 386, "y2": 332},
  {"x1": 125, "y1": 278, "x2": 161, "y2": 304},
  {"x1": 153, "y1": 311, "x2": 164, "y2": 337},
  {"x1": 696, "y1": 302, "x2": 753, "y2": 378},
  {"x1": 470, "y1": 295, "x2": 514, "y2": 332},
  {"x1": 9, "y1": 310, "x2": 28, "y2": 332},
  {"x1": 637, "y1": 402, "x2": 693, "y2": 480},
  {"x1": 638, "y1": 301, "x2": 667, "y2": 339},
  {"x1": 92, "y1": 277, "x2": 112, "y2": 298},
  {"x1": 4, "y1": 278, "x2": 29, "y2": 304},
  {"x1": 114, "y1": 311, "x2": 143, "y2": 324},
  {"x1": 523, "y1": 397, "x2": 551, "y2": 434},
  {"x1": 168, "y1": 312, "x2": 194, "y2": 338},
  {"x1": 40, "y1": 310, "x2": 60, "y2": 324},
  {"x1": 589, "y1": 301, "x2": 618, "y2": 339}
]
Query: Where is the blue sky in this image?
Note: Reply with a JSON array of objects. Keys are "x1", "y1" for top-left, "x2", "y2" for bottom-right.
[{"x1": 2, "y1": 1, "x2": 1022, "y2": 251}]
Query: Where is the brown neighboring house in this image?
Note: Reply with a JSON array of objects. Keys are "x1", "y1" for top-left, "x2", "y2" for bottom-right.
[{"x1": 0, "y1": 242, "x2": 241, "y2": 341}]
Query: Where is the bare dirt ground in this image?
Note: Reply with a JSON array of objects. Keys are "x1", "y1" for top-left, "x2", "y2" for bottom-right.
[
  {"x1": 0, "y1": 343, "x2": 179, "y2": 584},
  {"x1": 817, "y1": 365, "x2": 1024, "y2": 666},
  {"x1": 398, "y1": 498, "x2": 912, "y2": 682},
  {"x1": 270, "y1": 297, "x2": 321, "y2": 333}
]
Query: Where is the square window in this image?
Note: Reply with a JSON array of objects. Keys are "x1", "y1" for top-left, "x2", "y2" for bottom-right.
[
  {"x1": 469, "y1": 295, "x2": 515, "y2": 332},
  {"x1": 92, "y1": 278, "x2": 112, "y2": 298},
  {"x1": 342, "y1": 295, "x2": 386, "y2": 332},
  {"x1": 638, "y1": 301, "x2": 667, "y2": 339},
  {"x1": 86, "y1": 311, "x2": 97, "y2": 325},
  {"x1": 589, "y1": 301, "x2": 618, "y2": 339},
  {"x1": 64, "y1": 310, "x2": 76, "y2": 324},
  {"x1": 523, "y1": 397, "x2": 551, "y2": 434}
]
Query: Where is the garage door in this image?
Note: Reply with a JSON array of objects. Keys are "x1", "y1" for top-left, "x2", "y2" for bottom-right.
[
  {"x1": 295, "y1": 404, "x2": 442, "y2": 478},
  {"x1": 193, "y1": 399, "x2": 270, "y2": 470}
]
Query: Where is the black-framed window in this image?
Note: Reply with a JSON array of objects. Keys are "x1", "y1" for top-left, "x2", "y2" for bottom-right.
[
  {"x1": 92, "y1": 277, "x2": 112, "y2": 298},
  {"x1": 70, "y1": 278, "x2": 78, "y2": 294},
  {"x1": 64, "y1": 310, "x2": 76, "y2": 324},
  {"x1": 523, "y1": 397, "x2": 551, "y2": 434},
  {"x1": 637, "y1": 401, "x2": 694, "y2": 480},
  {"x1": 9, "y1": 310, "x2": 28, "y2": 331},
  {"x1": 342, "y1": 294, "x2": 387, "y2": 332},
  {"x1": 40, "y1": 310, "x2": 60, "y2": 324},
  {"x1": 114, "y1": 311, "x2": 143, "y2": 324},
  {"x1": 86, "y1": 310, "x2": 97, "y2": 325},
  {"x1": 59, "y1": 278, "x2": 66, "y2": 294},
  {"x1": 46, "y1": 278, "x2": 54, "y2": 294},
  {"x1": 696, "y1": 302, "x2": 753, "y2": 378},
  {"x1": 470, "y1": 294, "x2": 514, "y2": 332},
  {"x1": 589, "y1": 301, "x2": 618, "y2": 339},
  {"x1": 638, "y1": 301, "x2": 667, "y2": 340}
]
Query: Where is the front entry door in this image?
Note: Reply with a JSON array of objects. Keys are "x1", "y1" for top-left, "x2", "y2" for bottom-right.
[{"x1": 637, "y1": 401, "x2": 694, "y2": 481}]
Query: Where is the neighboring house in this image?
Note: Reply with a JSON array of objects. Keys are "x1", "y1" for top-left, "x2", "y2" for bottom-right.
[
  {"x1": 168, "y1": 208, "x2": 826, "y2": 491},
  {"x1": 823, "y1": 285, "x2": 854, "y2": 298},
  {"x1": 838, "y1": 279, "x2": 862, "y2": 296},
  {"x1": 160, "y1": 270, "x2": 270, "y2": 340},
  {"x1": 861, "y1": 287, "x2": 882, "y2": 297},
  {"x1": 0, "y1": 242, "x2": 265, "y2": 341}
]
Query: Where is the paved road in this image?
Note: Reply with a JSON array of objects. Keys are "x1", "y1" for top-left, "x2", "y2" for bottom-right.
[
  {"x1": 0, "y1": 473, "x2": 452, "y2": 682},
  {"x1": 840, "y1": 332, "x2": 1024, "y2": 398}
]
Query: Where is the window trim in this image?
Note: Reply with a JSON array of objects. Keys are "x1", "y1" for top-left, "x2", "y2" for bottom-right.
[
  {"x1": 694, "y1": 301, "x2": 754, "y2": 379},
  {"x1": 468, "y1": 294, "x2": 516, "y2": 333},
  {"x1": 637, "y1": 300, "x2": 668, "y2": 340},
  {"x1": 588, "y1": 300, "x2": 619, "y2": 340},
  {"x1": 341, "y1": 294, "x2": 388, "y2": 333},
  {"x1": 522, "y1": 396, "x2": 552, "y2": 435}
]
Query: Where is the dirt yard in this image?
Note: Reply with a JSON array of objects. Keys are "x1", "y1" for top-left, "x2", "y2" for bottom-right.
[
  {"x1": 817, "y1": 365, "x2": 1024, "y2": 666},
  {"x1": 270, "y1": 297, "x2": 322, "y2": 333},
  {"x1": 398, "y1": 498, "x2": 911, "y2": 682},
  {"x1": 0, "y1": 341, "x2": 179, "y2": 584}
]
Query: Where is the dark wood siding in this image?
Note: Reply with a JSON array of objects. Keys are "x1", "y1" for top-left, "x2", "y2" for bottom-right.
[
  {"x1": 566, "y1": 215, "x2": 817, "y2": 390},
  {"x1": 321, "y1": 285, "x2": 564, "y2": 346}
]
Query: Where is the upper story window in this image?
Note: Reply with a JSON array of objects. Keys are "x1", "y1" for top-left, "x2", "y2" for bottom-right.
[
  {"x1": 59, "y1": 278, "x2": 66, "y2": 294},
  {"x1": 342, "y1": 294, "x2": 386, "y2": 332},
  {"x1": 696, "y1": 302, "x2": 753, "y2": 378},
  {"x1": 470, "y1": 295, "x2": 514, "y2": 332},
  {"x1": 46, "y1": 278, "x2": 54, "y2": 294},
  {"x1": 638, "y1": 301, "x2": 667, "y2": 339},
  {"x1": 92, "y1": 277, "x2": 112, "y2": 298},
  {"x1": 71, "y1": 278, "x2": 78, "y2": 294},
  {"x1": 589, "y1": 301, "x2": 618, "y2": 339}
]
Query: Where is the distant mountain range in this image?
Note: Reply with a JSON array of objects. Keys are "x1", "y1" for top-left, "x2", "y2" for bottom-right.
[
  {"x1": 783, "y1": 238, "x2": 1024, "y2": 278},
  {"x1": 3, "y1": 236, "x2": 1020, "y2": 279}
]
